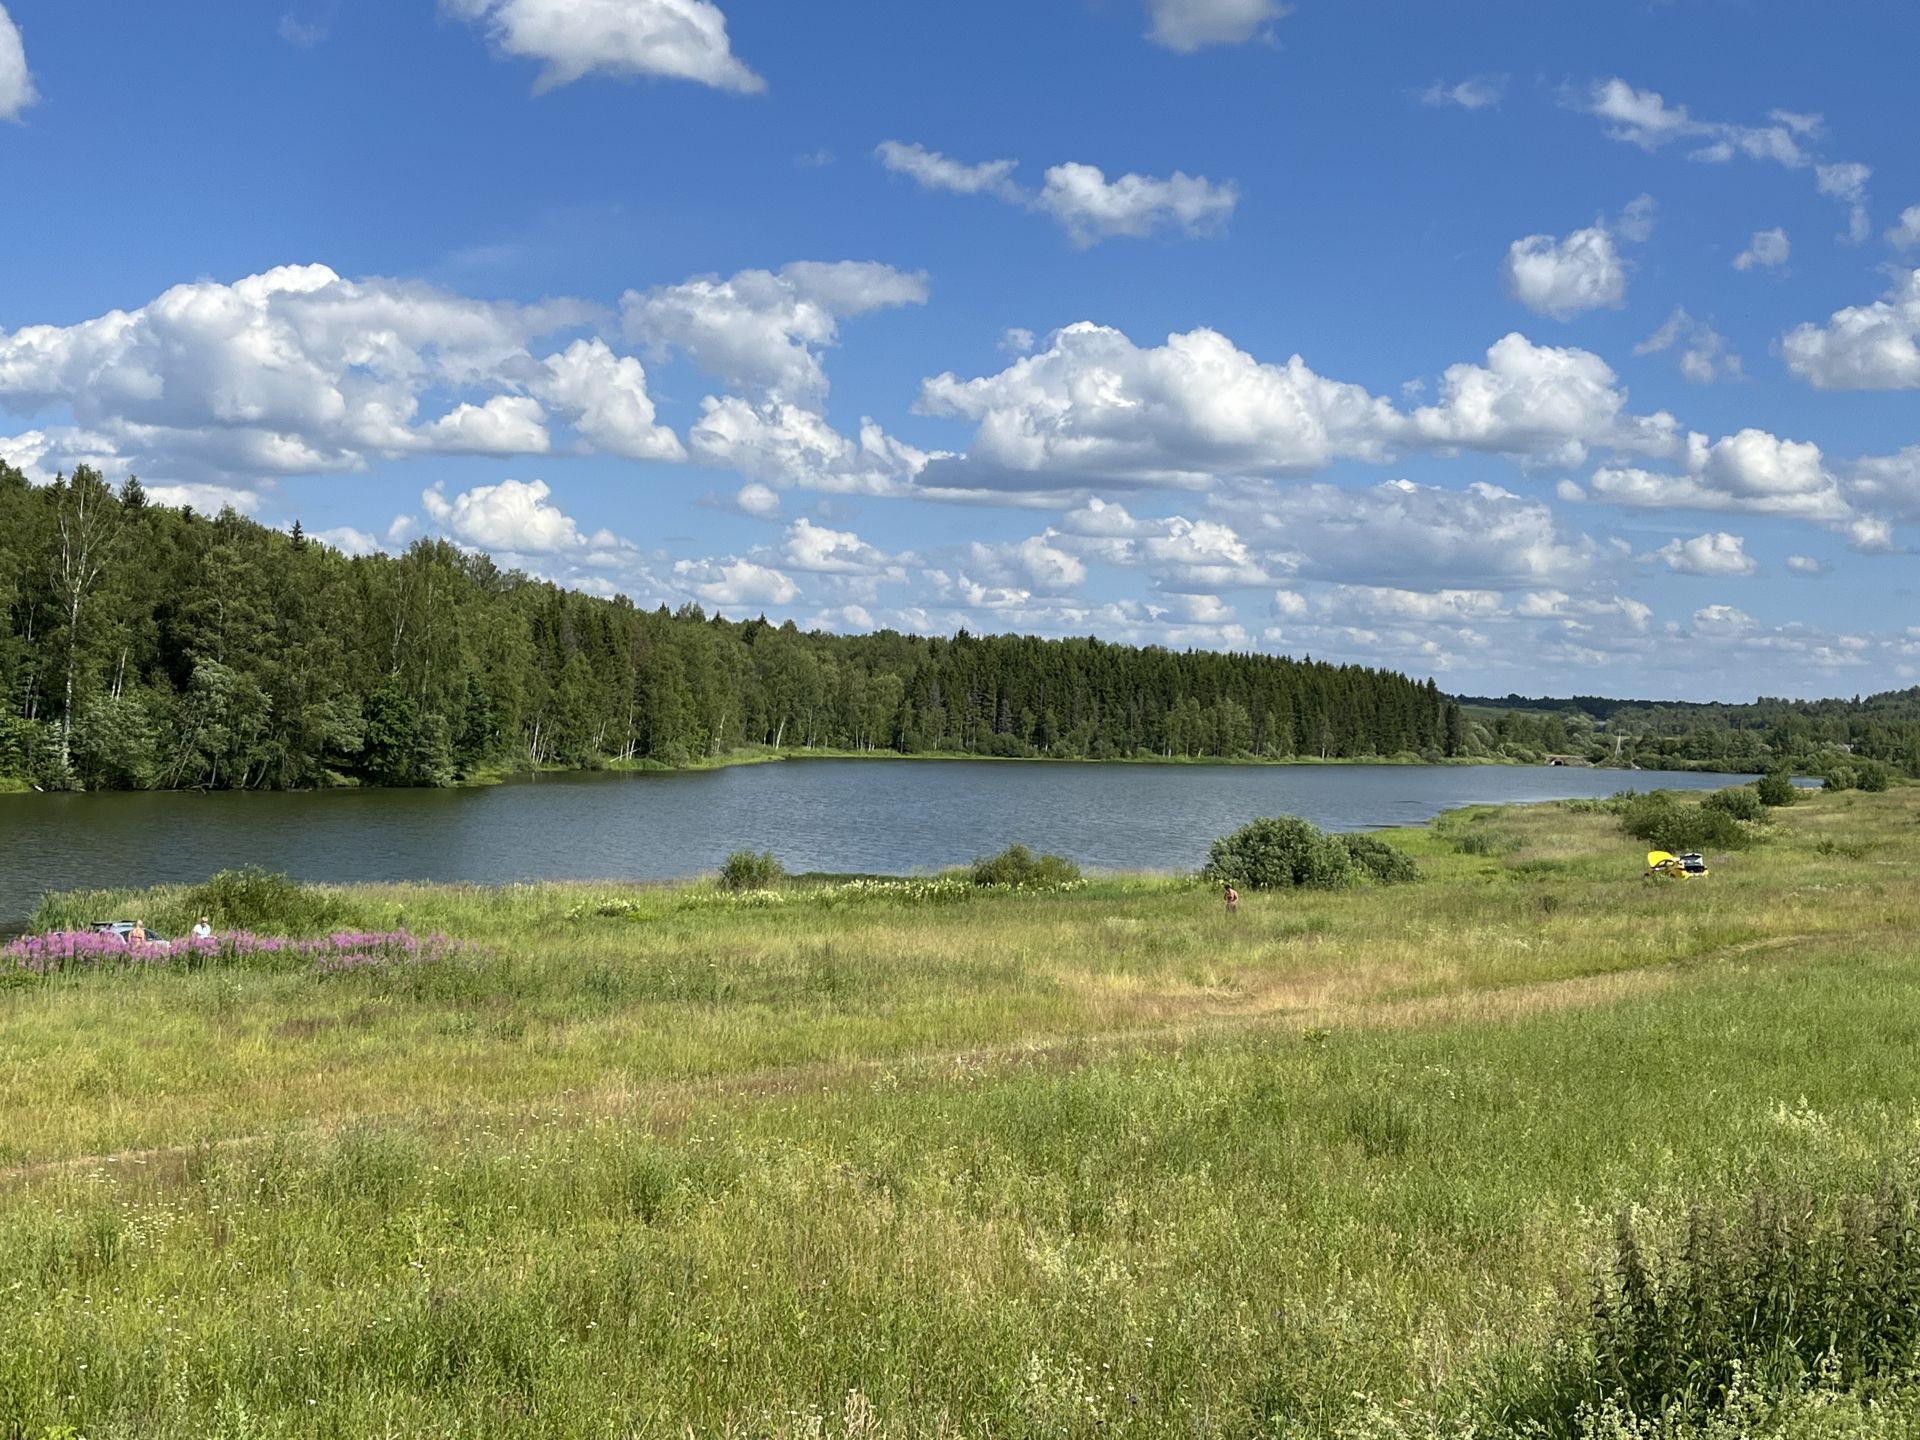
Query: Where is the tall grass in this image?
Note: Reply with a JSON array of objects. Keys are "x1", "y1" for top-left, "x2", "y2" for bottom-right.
[{"x1": 2, "y1": 789, "x2": 1917, "y2": 1437}]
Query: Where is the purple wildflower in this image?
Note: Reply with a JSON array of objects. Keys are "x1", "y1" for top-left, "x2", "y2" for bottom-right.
[{"x1": 2, "y1": 927, "x2": 469, "y2": 978}]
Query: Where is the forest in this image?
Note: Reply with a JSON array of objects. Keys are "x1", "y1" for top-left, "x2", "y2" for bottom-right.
[
  {"x1": 1458, "y1": 689, "x2": 1920, "y2": 778},
  {"x1": 0, "y1": 466, "x2": 1461, "y2": 791}
]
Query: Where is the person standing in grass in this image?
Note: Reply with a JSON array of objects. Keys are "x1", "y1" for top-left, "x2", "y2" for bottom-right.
[
  {"x1": 192, "y1": 916, "x2": 212, "y2": 940},
  {"x1": 1224, "y1": 884, "x2": 1239, "y2": 915}
]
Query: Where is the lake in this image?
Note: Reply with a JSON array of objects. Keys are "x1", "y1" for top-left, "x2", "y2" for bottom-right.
[{"x1": 0, "y1": 760, "x2": 1758, "y2": 925}]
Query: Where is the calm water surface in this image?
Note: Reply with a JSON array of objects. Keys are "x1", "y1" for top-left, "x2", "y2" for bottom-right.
[{"x1": 0, "y1": 760, "x2": 1750, "y2": 924}]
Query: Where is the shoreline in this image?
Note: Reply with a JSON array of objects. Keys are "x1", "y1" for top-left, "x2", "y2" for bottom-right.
[{"x1": 1, "y1": 745, "x2": 1769, "y2": 797}]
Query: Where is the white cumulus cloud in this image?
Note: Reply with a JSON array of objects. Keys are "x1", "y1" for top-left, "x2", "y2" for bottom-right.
[
  {"x1": 1589, "y1": 428, "x2": 1850, "y2": 523},
  {"x1": 1733, "y1": 227, "x2": 1790, "y2": 271},
  {"x1": 0, "y1": 264, "x2": 683, "y2": 487},
  {"x1": 0, "y1": 3, "x2": 35, "y2": 119},
  {"x1": 1653, "y1": 531, "x2": 1757, "y2": 576},
  {"x1": 1407, "y1": 332, "x2": 1679, "y2": 465},
  {"x1": 1144, "y1": 0, "x2": 1288, "y2": 52},
  {"x1": 917, "y1": 322, "x2": 1404, "y2": 491},
  {"x1": 1035, "y1": 162, "x2": 1238, "y2": 246},
  {"x1": 422, "y1": 478, "x2": 627, "y2": 556},
  {"x1": 689, "y1": 397, "x2": 932, "y2": 497},
  {"x1": 1780, "y1": 268, "x2": 1920, "y2": 390},
  {"x1": 877, "y1": 144, "x2": 1237, "y2": 247},
  {"x1": 1503, "y1": 197, "x2": 1652, "y2": 321},
  {"x1": 444, "y1": 0, "x2": 763, "y2": 94},
  {"x1": 1889, "y1": 206, "x2": 1920, "y2": 251},
  {"x1": 623, "y1": 260, "x2": 927, "y2": 403},
  {"x1": 673, "y1": 557, "x2": 799, "y2": 609},
  {"x1": 1505, "y1": 225, "x2": 1627, "y2": 319}
]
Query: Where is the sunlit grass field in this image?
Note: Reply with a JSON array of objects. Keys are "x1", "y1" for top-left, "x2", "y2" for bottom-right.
[{"x1": 3, "y1": 787, "x2": 1918, "y2": 1437}]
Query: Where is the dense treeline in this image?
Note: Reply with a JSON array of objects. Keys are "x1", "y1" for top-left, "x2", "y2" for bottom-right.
[
  {"x1": 1461, "y1": 690, "x2": 1920, "y2": 777},
  {"x1": 0, "y1": 466, "x2": 1458, "y2": 791}
]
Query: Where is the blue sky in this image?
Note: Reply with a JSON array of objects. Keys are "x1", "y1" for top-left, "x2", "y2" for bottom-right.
[{"x1": 1, "y1": 0, "x2": 1916, "y2": 701}]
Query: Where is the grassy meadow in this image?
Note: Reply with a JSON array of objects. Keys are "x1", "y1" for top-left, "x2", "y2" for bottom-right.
[{"x1": 4, "y1": 787, "x2": 1920, "y2": 1437}]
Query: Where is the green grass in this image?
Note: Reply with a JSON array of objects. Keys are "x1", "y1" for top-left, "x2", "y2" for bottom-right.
[{"x1": 4, "y1": 791, "x2": 1919, "y2": 1436}]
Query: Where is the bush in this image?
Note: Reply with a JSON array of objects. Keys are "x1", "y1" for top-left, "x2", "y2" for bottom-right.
[
  {"x1": 1333, "y1": 833, "x2": 1419, "y2": 884},
  {"x1": 719, "y1": 850, "x2": 784, "y2": 891},
  {"x1": 1755, "y1": 769, "x2": 1797, "y2": 807},
  {"x1": 1494, "y1": 1180, "x2": 1920, "y2": 1432},
  {"x1": 1204, "y1": 816, "x2": 1356, "y2": 891},
  {"x1": 1617, "y1": 792, "x2": 1753, "y2": 852},
  {"x1": 182, "y1": 867, "x2": 346, "y2": 933},
  {"x1": 1701, "y1": 785, "x2": 1765, "y2": 823},
  {"x1": 1856, "y1": 758, "x2": 1892, "y2": 792},
  {"x1": 969, "y1": 844, "x2": 1082, "y2": 889}
]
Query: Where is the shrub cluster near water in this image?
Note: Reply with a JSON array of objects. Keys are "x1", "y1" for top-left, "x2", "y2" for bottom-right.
[{"x1": 1203, "y1": 815, "x2": 1419, "y2": 890}]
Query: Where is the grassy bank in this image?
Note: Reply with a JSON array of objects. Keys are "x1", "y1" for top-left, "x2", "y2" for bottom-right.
[{"x1": 3, "y1": 789, "x2": 1918, "y2": 1436}]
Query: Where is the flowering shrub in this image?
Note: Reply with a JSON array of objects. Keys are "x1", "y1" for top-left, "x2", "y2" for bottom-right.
[{"x1": 3, "y1": 928, "x2": 467, "y2": 978}]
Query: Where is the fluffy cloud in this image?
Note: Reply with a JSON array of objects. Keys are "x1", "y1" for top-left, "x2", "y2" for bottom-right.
[
  {"x1": 1144, "y1": 0, "x2": 1287, "y2": 52},
  {"x1": 1406, "y1": 332, "x2": 1679, "y2": 465},
  {"x1": 688, "y1": 397, "x2": 932, "y2": 497},
  {"x1": 0, "y1": 427, "x2": 128, "y2": 484},
  {"x1": 1503, "y1": 197, "x2": 1652, "y2": 320},
  {"x1": 1504, "y1": 225, "x2": 1627, "y2": 319},
  {"x1": 780, "y1": 518, "x2": 902, "y2": 576},
  {"x1": 1785, "y1": 554, "x2": 1828, "y2": 576},
  {"x1": 1653, "y1": 531, "x2": 1757, "y2": 576},
  {"x1": 1779, "y1": 268, "x2": 1920, "y2": 390},
  {"x1": 1890, "y1": 206, "x2": 1920, "y2": 251},
  {"x1": 874, "y1": 141, "x2": 1018, "y2": 198},
  {"x1": 876, "y1": 144, "x2": 1237, "y2": 246},
  {"x1": 623, "y1": 260, "x2": 927, "y2": 403},
  {"x1": 537, "y1": 339, "x2": 684, "y2": 460},
  {"x1": 0, "y1": 3, "x2": 34, "y2": 119},
  {"x1": 732, "y1": 481, "x2": 781, "y2": 518},
  {"x1": 422, "y1": 478, "x2": 628, "y2": 557},
  {"x1": 145, "y1": 483, "x2": 266, "y2": 515},
  {"x1": 918, "y1": 322, "x2": 1404, "y2": 490},
  {"x1": 917, "y1": 324, "x2": 1676, "y2": 494},
  {"x1": 1589, "y1": 429, "x2": 1850, "y2": 523},
  {"x1": 0, "y1": 264, "x2": 689, "y2": 484},
  {"x1": 1733, "y1": 227, "x2": 1790, "y2": 271},
  {"x1": 1327, "y1": 585, "x2": 1507, "y2": 622},
  {"x1": 1035, "y1": 163, "x2": 1238, "y2": 246},
  {"x1": 671, "y1": 558, "x2": 799, "y2": 609},
  {"x1": 311, "y1": 526, "x2": 383, "y2": 557},
  {"x1": 419, "y1": 395, "x2": 552, "y2": 455},
  {"x1": 966, "y1": 535, "x2": 1088, "y2": 592},
  {"x1": 1850, "y1": 445, "x2": 1920, "y2": 521},
  {"x1": 1421, "y1": 76, "x2": 1506, "y2": 110},
  {"x1": 1634, "y1": 309, "x2": 1743, "y2": 384},
  {"x1": 444, "y1": 0, "x2": 763, "y2": 94},
  {"x1": 1243, "y1": 479, "x2": 1600, "y2": 590}
]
